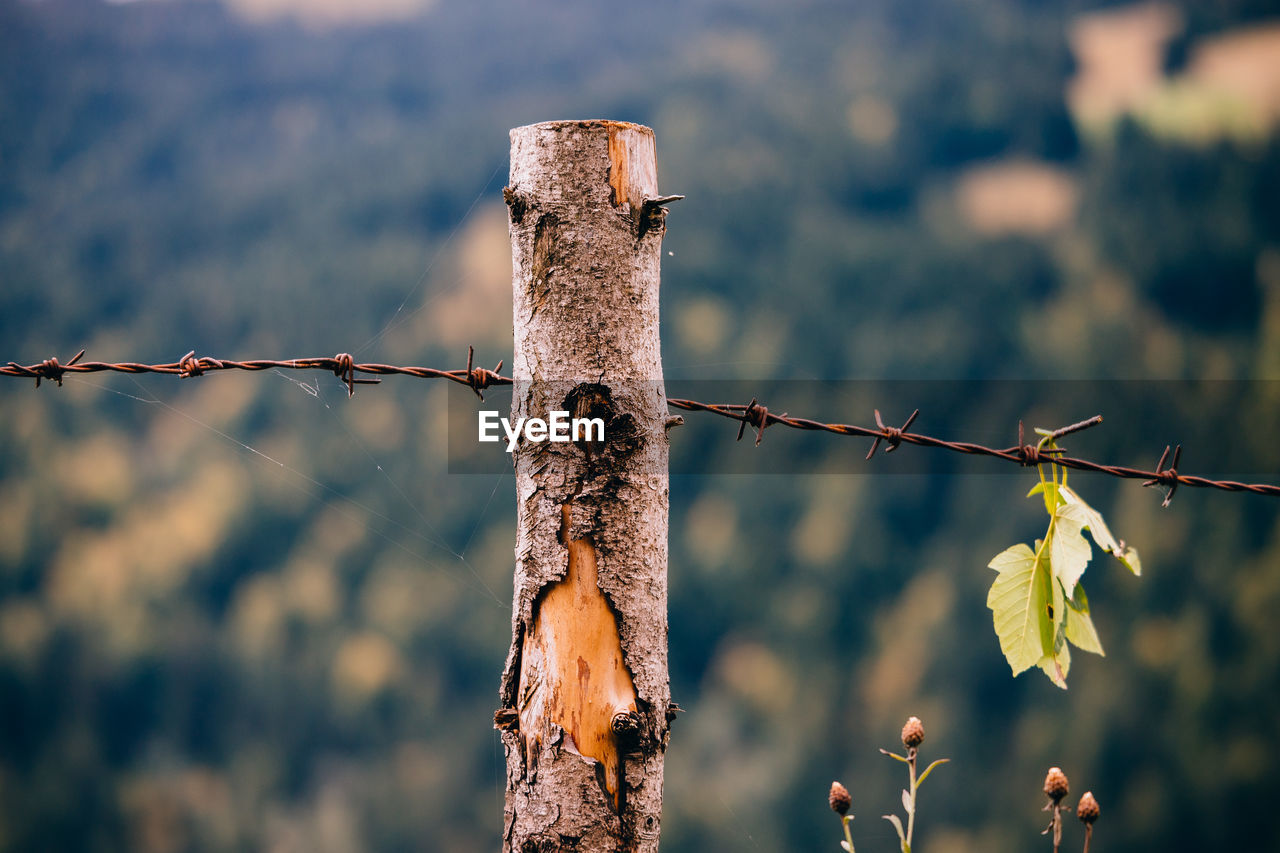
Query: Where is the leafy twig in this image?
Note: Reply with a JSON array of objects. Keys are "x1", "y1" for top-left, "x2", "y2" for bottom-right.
[
  {"x1": 987, "y1": 423, "x2": 1141, "y2": 687},
  {"x1": 879, "y1": 717, "x2": 949, "y2": 853}
]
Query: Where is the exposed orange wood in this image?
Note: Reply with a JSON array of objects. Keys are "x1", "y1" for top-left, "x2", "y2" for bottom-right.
[
  {"x1": 518, "y1": 503, "x2": 638, "y2": 809},
  {"x1": 605, "y1": 122, "x2": 656, "y2": 210}
]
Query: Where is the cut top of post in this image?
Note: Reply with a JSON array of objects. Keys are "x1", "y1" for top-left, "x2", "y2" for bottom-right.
[{"x1": 509, "y1": 120, "x2": 657, "y2": 211}]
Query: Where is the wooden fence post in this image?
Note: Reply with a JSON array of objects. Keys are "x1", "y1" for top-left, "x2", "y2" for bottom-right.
[{"x1": 495, "y1": 120, "x2": 675, "y2": 851}]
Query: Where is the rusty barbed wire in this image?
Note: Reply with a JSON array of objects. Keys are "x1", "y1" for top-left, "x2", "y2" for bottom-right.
[
  {"x1": 3, "y1": 346, "x2": 511, "y2": 399},
  {"x1": 664, "y1": 399, "x2": 1279, "y2": 502},
  {"x1": 5, "y1": 347, "x2": 1279, "y2": 502}
]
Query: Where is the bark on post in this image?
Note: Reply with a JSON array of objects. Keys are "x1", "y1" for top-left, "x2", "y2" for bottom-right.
[{"x1": 495, "y1": 120, "x2": 676, "y2": 851}]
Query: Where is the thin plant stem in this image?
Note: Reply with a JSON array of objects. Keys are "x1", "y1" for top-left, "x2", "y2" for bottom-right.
[
  {"x1": 842, "y1": 815, "x2": 856, "y2": 853},
  {"x1": 906, "y1": 747, "x2": 918, "y2": 851}
]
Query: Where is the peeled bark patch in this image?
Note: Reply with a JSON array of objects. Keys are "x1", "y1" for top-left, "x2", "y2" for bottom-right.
[
  {"x1": 606, "y1": 123, "x2": 657, "y2": 210},
  {"x1": 498, "y1": 120, "x2": 672, "y2": 852},
  {"x1": 519, "y1": 503, "x2": 638, "y2": 809}
]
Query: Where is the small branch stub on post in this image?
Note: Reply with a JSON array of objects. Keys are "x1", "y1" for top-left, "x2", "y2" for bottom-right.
[{"x1": 497, "y1": 120, "x2": 673, "y2": 852}]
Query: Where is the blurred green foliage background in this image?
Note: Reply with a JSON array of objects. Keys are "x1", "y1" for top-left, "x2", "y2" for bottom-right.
[{"x1": 2, "y1": 0, "x2": 1280, "y2": 850}]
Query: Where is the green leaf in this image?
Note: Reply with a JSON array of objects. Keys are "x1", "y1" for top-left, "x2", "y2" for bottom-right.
[
  {"x1": 1038, "y1": 575, "x2": 1071, "y2": 688},
  {"x1": 986, "y1": 544, "x2": 1052, "y2": 675},
  {"x1": 916, "y1": 758, "x2": 950, "y2": 788},
  {"x1": 882, "y1": 813, "x2": 905, "y2": 845},
  {"x1": 1057, "y1": 484, "x2": 1117, "y2": 548},
  {"x1": 1059, "y1": 484, "x2": 1141, "y2": 576},
  {"x1": 1063, "y1": 584, "x2": 1105, "y2": 656},
  {"x1": 1037, "y1": 642, "x2": 1071, "y2": 689},
  {"x1": 1118, "y1": 545, "x2": 1142, "y2": 577},
  {"x1": 988, "y1": 542, "x2": 1035, "y2": 573},
  {"x1": 1049, "y1": 503, "x2": 1093, "y2": 595},
  {"x1": 1049, "y1": 567, "x2": 1066, "y2": 641},
  {"x1": 1028, "y1": 480, "x2": 1058, "y2": 516}
]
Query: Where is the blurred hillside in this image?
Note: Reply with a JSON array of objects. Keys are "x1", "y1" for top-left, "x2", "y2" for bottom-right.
[{"x1": 2, "y1": 0, "x2": 1280, "y2": 851}]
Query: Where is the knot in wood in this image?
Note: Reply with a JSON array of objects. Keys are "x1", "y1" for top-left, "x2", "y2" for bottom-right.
[
  {"x1": 611, "y1": 710, "x2": 643, "y2": 751},
  {"x1": 503, "y1": 186, "x2": 529, "y2": 224},
  {"x1": 494, "y1": 707, "x2": 520, "y2": 732}
]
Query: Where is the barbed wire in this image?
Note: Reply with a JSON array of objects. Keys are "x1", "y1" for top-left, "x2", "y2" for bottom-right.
[
  {"x1": 5, "y1": 347, "x2": 1278, "y2": 503},
  {"x1": 2, "y1": 347, "x2": 511, "y2": 398}
]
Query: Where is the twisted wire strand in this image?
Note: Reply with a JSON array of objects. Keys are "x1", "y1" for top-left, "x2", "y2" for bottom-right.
[{"x1": 5, "y1": 349, "x2": 1277, "y2": 500}]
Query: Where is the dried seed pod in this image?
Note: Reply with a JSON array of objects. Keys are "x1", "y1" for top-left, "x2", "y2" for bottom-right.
[
  {"x1": 1077, "y1": 791, "x2": 1100, "y2": 824},
  {"x1": 1043, "y1": 767, "x2": 1070, "y2": 803},
  {"x1": 829, "y1": 781, "x2": 852, "y2": 816},
  {"x1": 901, "y1": 716, "x2": 925, "y2": 749}
]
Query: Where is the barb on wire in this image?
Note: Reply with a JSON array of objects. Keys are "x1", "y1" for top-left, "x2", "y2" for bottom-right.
[
  {"x1": 4, "y1": 348, "x2": 1279, "y2": 501},
  {"x1": 1016, "y1": 420, "x2": 1064, "y2": 467},
  {"x1": 5, "y1": 348, "x2": 86, "y2": 387},
  {"x1": 464, "y1": 345, "x2": 504, "y2": 401},
  {"x1": 1143, "y1": 444, "x2": 1182, "y2": 507},
  {"x1": 866, "y1": 408, "x2": 919, "y2": 460},
  {"x1": 734, "y1": 398, "x2": 773, "y2": 446}
]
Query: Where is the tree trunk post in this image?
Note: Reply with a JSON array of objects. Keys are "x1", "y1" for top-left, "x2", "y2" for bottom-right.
[{"x1": 495, "y1": 120, "x2": 676, "y2": 851}]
